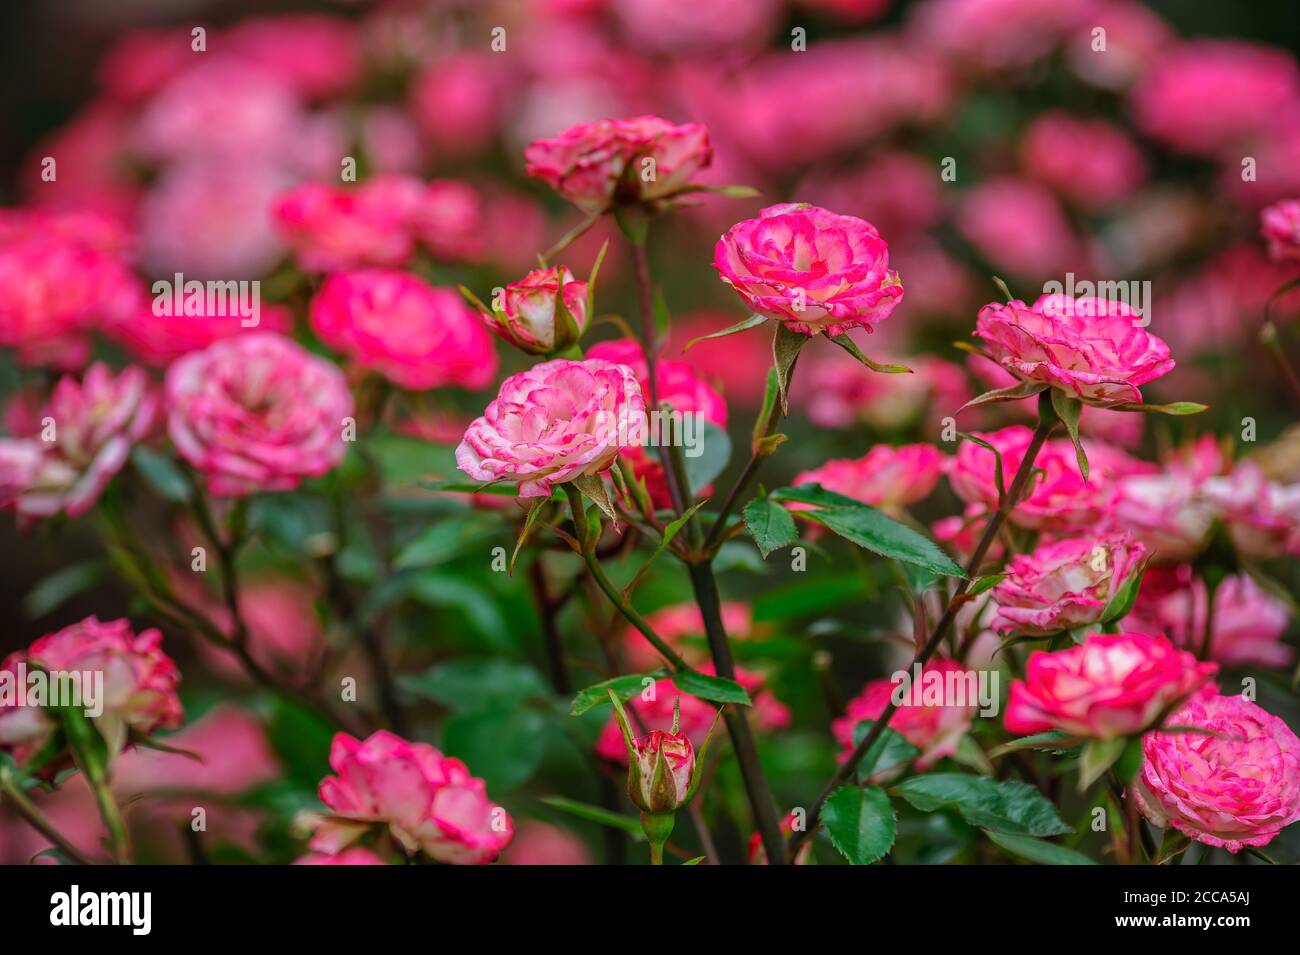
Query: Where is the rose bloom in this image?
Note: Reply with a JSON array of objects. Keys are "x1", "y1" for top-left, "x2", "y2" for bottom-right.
[
  {"x1": 714, "y1": 203, "x2": 903, "y2": 337},
  {"x1": 975, "y1": 294, "x2": 1175, "y2": 405},
  {"x1": 138, "y1": 160, "x2": 287, "y2": 279},
  {"x1": 272, "y1": 178, "x2": 416, "y2": 272},
  {"x1": 623, "y1": 601, "x2": 753, "y2": 671},
  {"x1": 1130, "y1": 40, "x2": 1300, "y2": 156},
  {"x1": 0, "y1": 617, "x2": 181, "y2": 766},
  {"x1": 311, "y1": 730, "x2": 513, "y2": 865},
  {"x1": 956, "y1": 177, "x2": 1081, "y2": 279},
  {"x1": 991, "y1": 534, "x2": 1147, "y2": 636},
  {"x1": 1261, "y1": 199, "x2": 1300, "y2": 263},
  {"x1": 1004, "y1": 632, "x2": 1218, "y2": 740},
  {"x1": 1134, "y1": 693, "x2": 1300, "y2": 853},
  {"x1": 310, "y1": 270, "x2": 498, "y2": 391},
  {"x1": 1105, "y1": 436, "x2": 1224, "y2": 560},
  {"x1": 624, "y1": 724, "x2": 696, "y2": 815},
  {"x1": 0, "y1": 210, "x2": 142, "y2": 369},
  {"x1": 910, "y1": 0, "x2": 1094, "y2": 71},
  {"x1": 790, "y1": 444, "x2": 945, "y2": 518},
  {"x1": 1019, "y1": 113, "x2": 1147, "y2": 210},
  {"x1": 612, "y1": 0, "x2": 780, "y2": 55},
  {"x1": 107, "y1": 301, "x2": 294, "y2": 367},
  {"x1": 165, "y1": 333, "x2": 354, "y2": 497},
  {"x1": 411, "y1": 179, "x2": 485, "y2": 262},
  {"x1": 457, "y1": 358, "x2": 646, "y2": 499},
  {"x1": 524, "y1": 115, "x2": 712, "y2": 215},
  {"x1": 1202, "y1": 461, "x2": 1300, "y2": 559},
  {"x1": 0, "y1": 364, "x2": 158, "y2": 525},
  {"x1": 410, "y1": 52, "x2": 505, "y2": 161},
  {"x1": 1126, "y1": 566, "x2": 1294, "y2": 670},
  {"x1": 803, "y1": 351, "x2": 969, "y2": 431},
  {"x1": 947, "y1": 427, "x2": 1113, "y2": 532},
  {"x1": 585, "y1": 338, "x2": 727, "y2": 508},
  {"x1": 832, "y1": 659, "x2": 978, "y2": 774},
  {"x1": 478, "y1": 266, "x2": 588, "y2": 355}
]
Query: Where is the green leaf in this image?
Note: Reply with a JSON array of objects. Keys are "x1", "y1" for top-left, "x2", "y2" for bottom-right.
[
  {"x1": 778, "y1": 490, "x2": 965, "y2": 578},
  {"x1": 131, "y1": 446, "x2": 191, "y2": 502},
  {"x1": 539, "y1": 796, "x2": 645, "y2": 839},
  {"x1": 772, "y1": 323, "x2": 808, "y2": 414},
  {"x1": 1078, "y1": 737, "x2": 1126, "y2": 791},
  {"x1": 1101, "y1": 556, "x2": 1149, "y2": 625},
  {"x1": 267, "y1": 697, "x2": 336, "y2": 790},
  {"x1": 406, "y1": 575, "x2": 511, "y2": 649},
  {"x1": 743, "y1": 498, "x2": 798, "y2": 558},
  {"x1": 894, "y1": 773, "x2": 1071, "y2": 837},
  {"x1": 394, "y1": 512, "x2": 495, "y2": 570},
  {"x1": 684, "y1": 313, "x2": 768, "y2": 351},
  {"x1": 957, "y1": 433, "x2": 1007, "y2": 505},
  {"x1": 441, "y1": 703, "x2": 547, "y2": 791},
  {"x1": 853, "y1": 720, "x2": 920, "y2": 782},
  {"x1": 1051, "y1": 389, "x2": 1088, "y2": 478},
  {"x1": 570, "y1": 671, "x2": 668, "y2": 715},
  {"x1": 988, "y1": 730, "x2": 1079, "y2": 759},
  {"x1": 773, "y1": 483, "x2": 869, "y2": 509},
  {"x1": 623, "y1": 501, "x2": 706, "y2": 597},
  {"x1": 571, "y1": 474, "x2": 615, "y2": 521},
  {"x1": 684, "y1": 422, "x2": 732, "y2": 495},
  {"x1": 682, "y1": 855, "x2": 707, "y2": 865},
  {"x1": 1110, "y1": 401, "x2": 1209, "y2": 415},
  {"x1": 958, "y1": 379, "x2": 1049, "y2": 413},
  {"x1": 672, "y1": 670, "x2": 751, "y2": 706},
  {"x1": 985, "y1": 830, "x2": 1097, "y2": 865},
  {"x1": 822, "y1": 785, "x2": 896, "y2": 865},
  {"x1": 968, "y1": 573, "x2": 1008, "y2": 597},
  {"x1": 23, "y1": 560, "x2": 107, "y2": 619},
  {"x1": 827, "y1": 333, "x2": 911, "y2": 374},
  {"x1": 398, "y1": 660, "x2": 551, "y2": 710}
]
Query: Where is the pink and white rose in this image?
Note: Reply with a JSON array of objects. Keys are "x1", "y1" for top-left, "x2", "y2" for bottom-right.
[{"x1": 476, "y1": 266, "x2": 588, "y2": 355}]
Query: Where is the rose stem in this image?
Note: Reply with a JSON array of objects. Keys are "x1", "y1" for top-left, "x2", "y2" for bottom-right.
[{"x1": 787, "y1": 391, "x2": 1059, "y2": 862}]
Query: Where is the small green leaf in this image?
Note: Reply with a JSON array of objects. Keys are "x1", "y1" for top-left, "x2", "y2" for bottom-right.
[
  {"x1": 131, "y1": 446, "x2": 191, "y2": 502},
  {"x1": 1051, "y1": 389, "x2": 1088, "y2": 478},
  {"x1": 682, "y1": 855, "x2": 707, "y2": 865},
  {"x1": 743, "y1": 498, "x2": 798, "y2": 558},
  {"x1": 988, "y1": 730, "x2": 1080, "y2": 759},
  {"x1": 894, "y1": 773, "x2": 1071, "y2": 837},
  {"x1": 985, "y1": 830, "x2": 1096, "y2": 865},
  {"x1": 570, "y1": 671, "x2": 668, "y2": 715},
  {"x1": 772, "y1": 323, "x2": 809, "y2": 414},
  {"x1": 571, "y1": 474, "x2": 615, "y2": 521},
  {"x1": 958, "y1": 379, "x2": 1049, "y2": 413},
  {"x1": 684, "y1": 313, "x2": 768, "y2": 351},
  {"x1": 853, "y1": 720, "x2": 920, "y2": 782},
  {"x1": 511, "y1": 499, "x2": 548, "y2": 574},
  {"x1": 24, "y1": 560, "x2": 107, "y2": 620},
  {"x1": 539, "y1": 797, "x2": 645, "y2": 839},
  {"x1": 827, "y1": 333, "x2": 911, "y2": 374},
  {"x1": 441, "y1": 703, "x2": 547, "y2": 791},
  {"x1": 1110, "y1": 401, "x2": 1209, "y2": 415},
  {"x1": 968, "y1": 573, "x2": 1009, "y2": 597},
  {"x1": 1077, "y1": 737, "x2": 1127, "y2": 791},
  {"x1": 822, "y1": 785, "x2": 896, "y2": 865},
  {"x1": 673, "y1": 670, "x2": 751, "y2": 706},
  {"x1": 1100, "y1": 556, "x2": 1149, "y2": 624}
]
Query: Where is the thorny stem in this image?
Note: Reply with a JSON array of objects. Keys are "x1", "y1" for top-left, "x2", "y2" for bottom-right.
[{"x1": 787, "y1": 391, "x2": 1059, "y2": 862}]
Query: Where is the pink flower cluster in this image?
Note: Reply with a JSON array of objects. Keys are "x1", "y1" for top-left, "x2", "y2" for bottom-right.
[{"x1": 790, "y1": 444, "x2": 944, "y2": 518}]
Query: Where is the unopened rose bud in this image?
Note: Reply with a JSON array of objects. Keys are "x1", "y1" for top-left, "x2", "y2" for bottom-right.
[{"x1": 478, "y1": 267, "x2": 587, "y2": 355}]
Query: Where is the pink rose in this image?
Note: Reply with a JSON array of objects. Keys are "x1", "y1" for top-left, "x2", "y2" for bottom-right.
[
  {"x1": 0, "y1": 616, "x2": 182, "y2": 766},
  {"x1": 165, "y1": 333, "x2": 354, "y2": 497},
  {"x1": 611, "y1": 0, "x2": 780, "y2": 56},
  {"x1": 623, "y1": 722, "x2": 697, "y2": 815},
  {"x1": 948, "y1": 426, "x2": 1111, "y2": 532},
  {"x1": 0, "y1": 210, "x2": 142, "y2": 369},
  {"x1": 956, "y1": 177, "x2": 1081, "y2": 278},
  {"x1": 272, "y1": 179, "x2": 417, "y2": 272},
  {"x1": 0, "y1": 364, "x2": 158, "y2": 524},
  {"x1": 1134, "y1": 693, "x2": 1300, "y2": 853},
  {"x1": 1202, "y1": 461, "x2": 1300, "y2": 559},
  {"x1": 790, "y1": 444, "x2": 945, "y2": 518},
  {"x1": 525, "y1": 115, "x2": 712, "y2": 214},
  {"x1": 411, "y1": 180, "x2": 484, "y2": 263},
  {"x1": 910, "y1": 0, "x2": 1095, "y2": 71},
  {"x1": 312, "y1": 730, "x2": 513, "y2": 865},
  {"x1": 1005, "y1": 632, "x2": 1218, "y2": 740},
  {"x1": 585, "y1": 338, "x2": 727, "y2": 508},
  {"x1": 107, "y1": 301, "x2": 294, "y2": 367},
  {"x1": 975, "y1": 294, "x2": 1174, "y2": 405},
  {"x1": 477, "y1": 266, "x2": 588, "y2": 355},
  {"x1": 310, "y1": 270, "x2": 498, "y2": 391},
  {"x1": 1261, "y1": 199, "x2": 1300, "y2": 262},
  {"x1": 991, "y1": 534, "x2": 1147, "y2": 636},
  {"x1": 832, "y1": 659, "x2": 978, "y2": 774},
  {"x1": 1130, "y1": 40, "x2": 1300, "y2": 156},
  {"x1": 1126, "y1": 567, "x2": 1294, "y2": 670},
  {"x1": 457, "y1": 358, "x2": 646, "y2": 499},
  {"x1": 1019, "y1": 112, "x2": 1147, "y2": 210},
  {"x1": 713, "y1": 203, "x2": 903, "y2": 336}
]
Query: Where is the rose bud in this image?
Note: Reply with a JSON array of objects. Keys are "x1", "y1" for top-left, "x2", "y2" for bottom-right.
[
  {"x1": 607, "y1": 691, "x2": 719, "y2": 863},
  {"x1": 473, "y1": 266, "x2": 588, "y2": 355}
]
